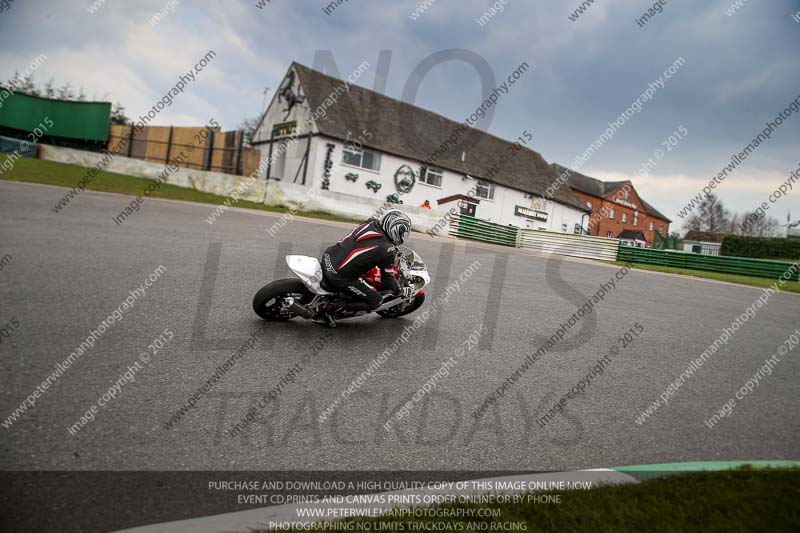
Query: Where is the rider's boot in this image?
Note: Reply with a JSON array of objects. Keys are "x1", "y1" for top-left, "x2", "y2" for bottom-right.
[{"x1": 321, "y1": 302, "x2": 342, "y2": 328}]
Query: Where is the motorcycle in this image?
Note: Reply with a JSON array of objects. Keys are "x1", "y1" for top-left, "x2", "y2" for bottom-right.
[{"x1": 252, "y1": 245, "x2": 430, "y2": 324}]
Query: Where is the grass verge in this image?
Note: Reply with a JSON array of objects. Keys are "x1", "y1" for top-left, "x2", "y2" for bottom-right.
[
  {"x1": 0, "y1": 154, "x2": 361, "y2": 225},
  {"x1": 609, "y1": 260, "x2": 800, "y2": 294},
  {"x1": 280, "y1": 467, "x2": 800, "y2": 532}
]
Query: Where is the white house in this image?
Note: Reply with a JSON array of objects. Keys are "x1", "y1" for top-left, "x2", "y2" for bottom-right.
[{"x1": 252, "y1": 63, "x2": 590, "y2": 233}]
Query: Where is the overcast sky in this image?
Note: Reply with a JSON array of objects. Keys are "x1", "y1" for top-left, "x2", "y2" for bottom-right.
[{"x1": 1, "y1": 0, "x2": 798, "y2": 230}]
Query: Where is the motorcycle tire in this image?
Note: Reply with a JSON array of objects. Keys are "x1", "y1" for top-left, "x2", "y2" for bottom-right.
[
  {"x1": 252, "y1": 279, "x2": 315, "y2": 321},
  {"x1": 377, "y1": 292, "x2": 426, "y2": 318}
]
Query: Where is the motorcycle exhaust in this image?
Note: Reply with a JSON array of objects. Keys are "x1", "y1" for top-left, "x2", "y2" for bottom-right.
[{"x1": 282, "y1": 297, "x2": 315, "y2": 319}]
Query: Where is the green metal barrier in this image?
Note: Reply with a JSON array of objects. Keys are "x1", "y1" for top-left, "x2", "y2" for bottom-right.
[
  {"x1": 618, "y1": 245, "x2": 800, "y2": 281},
  {"x1": 449, "y1": 214, "x2": 519, "y2": 247},
  {"x1": 0, "y1": 88, "x2": 110, "y2": 141}
]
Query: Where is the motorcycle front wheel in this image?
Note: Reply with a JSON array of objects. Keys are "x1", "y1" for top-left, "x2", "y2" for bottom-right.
[{"x1": 377, "y1": 292, "x2": 426, "y2": 318}]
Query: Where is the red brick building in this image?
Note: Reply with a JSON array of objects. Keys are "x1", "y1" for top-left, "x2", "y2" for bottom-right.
[{"x1": 551, "y1": 164, "x2": 671, "y2": 246}]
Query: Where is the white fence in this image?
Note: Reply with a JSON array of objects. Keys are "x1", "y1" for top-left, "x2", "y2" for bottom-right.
[
  {"x1": 682, "y1": 241, "x2": 722, "y2": 256},
  {"x1": 519, "y1": 229, "x2": 619, "y2": 261},
  {"x1": 450, "y1": 213, "x2": 619, "y2": 262}
]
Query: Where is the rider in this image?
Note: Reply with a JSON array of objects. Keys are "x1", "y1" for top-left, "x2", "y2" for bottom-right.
[{"x1": 320, "y1": 209, "x2": 413, "y2": 325}]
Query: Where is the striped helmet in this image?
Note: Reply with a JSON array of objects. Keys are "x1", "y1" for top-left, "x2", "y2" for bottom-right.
[{"x1": 380, "y1": 209, "x2": 412, "y2": 246}]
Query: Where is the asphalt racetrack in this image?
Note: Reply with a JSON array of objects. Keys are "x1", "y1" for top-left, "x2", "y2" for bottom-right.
[{"x1": 1, "y1": 179, "x2": 798, "y2": 472}]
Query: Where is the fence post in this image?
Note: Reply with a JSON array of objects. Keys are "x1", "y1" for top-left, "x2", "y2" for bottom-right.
[
  {"x1": 301, "y1": 132, "x2": 311, "y2": 185},
  {"x1": 203, "y1": 127, "x2": 214, "y2": 171},
  {"x1": 127, "y1": 125, "x2": 135, "y2": 157},
  {"x1": 265, "y1": 129, "x2": 275, "y2": 181},
  {"x1": 165, "y1": 126, "x2": 174, "y2": 164},
  {"x1": 234, "y1": 131, "x2": 244, "y2": 175}
]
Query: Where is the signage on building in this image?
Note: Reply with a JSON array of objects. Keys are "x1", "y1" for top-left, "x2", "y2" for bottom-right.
[
  {"x1": 614, "y1": 198, "x2": 637, "y2": 209},
  {"x1": 514, "y1": 205, "x2": 548, "y2": 221},
  {"x1": 272, "y1": 121, "x2": 297, "y2": 138}
]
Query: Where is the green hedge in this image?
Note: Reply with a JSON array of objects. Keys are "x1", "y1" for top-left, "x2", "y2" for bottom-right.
[{"x1": 721, "y1": 235, "x2": 800, "y2": 260}]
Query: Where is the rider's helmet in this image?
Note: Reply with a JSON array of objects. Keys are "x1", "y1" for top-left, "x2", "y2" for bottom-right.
[{"x1": 380, "y1": 209, "x2": 412, "y2": 246}]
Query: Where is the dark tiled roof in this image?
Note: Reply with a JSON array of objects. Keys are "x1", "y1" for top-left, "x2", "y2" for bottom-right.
[
  {"x1": 292, "y1": 63, "x2": 589, "y2": 213},
  {"x1": 551, "y1": 163, "x2": 671, "y2": 223},
  {"x1": 683, "y1": 231, "x2": 728, "y2": 243},
  {"x1": 617, "y1": 229, "x2": 646, "y2": 240},
  {"x1": 639, "y1": 198, "x2": 671, "y2": 223},
  {"x1": 551, "y1": 163, "x2": 627, "y2": 198}
]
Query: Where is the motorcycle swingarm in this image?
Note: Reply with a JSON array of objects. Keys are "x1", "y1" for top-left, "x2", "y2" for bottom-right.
[{"x1": 375, "y1": 296, "x2": 411, "y2": 312}]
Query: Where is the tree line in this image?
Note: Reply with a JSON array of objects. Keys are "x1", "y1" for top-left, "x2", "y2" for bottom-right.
[{"x1": 684, "y1": 193, "x2": 783, "y2": 237}]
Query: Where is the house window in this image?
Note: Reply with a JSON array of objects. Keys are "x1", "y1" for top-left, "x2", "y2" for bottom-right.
[
  {"x1": 609, "y1": 208, "x2": 615, "y2": 219},
  {"x1": 606, "y1": 231, "x2": 612, "y2": 237},
  {"x1": 633, "y1": 211, "x2": 639, "y2": 225},
  {"x1": 475, "y1": 180, "x2": 495, "y2": 200},
  {"x1": 419, "y1": 166, "x2": 443, "y2": 187},
  {"x1": 532, "y1": 196, "x2": 547, "y2": 211},
  {"x1": 621, "y1": 213, "x2": 628, "y2": 223},
  {"x1": 650, "y1": 222, "x2": 655, "y2": 231},
  {"x1": 342, "y1": 146, "x2": 381, "y2": 171}
]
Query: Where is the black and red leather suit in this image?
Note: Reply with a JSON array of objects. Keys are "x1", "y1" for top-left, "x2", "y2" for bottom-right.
[{"x1": 321, "y1": 219, "x2": 400, "y2": 310}]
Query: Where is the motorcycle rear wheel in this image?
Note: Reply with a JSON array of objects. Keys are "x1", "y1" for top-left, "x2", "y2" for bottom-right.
[{"x1": 252, "y1": 279, "x2": 315, "y2": 320}]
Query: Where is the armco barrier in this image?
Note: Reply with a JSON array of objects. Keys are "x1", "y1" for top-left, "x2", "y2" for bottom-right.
[
  {"x1": 448, "y1": 213, "x2": 619, "y2": 261},
  {"x1": 520, "y1": 228, "x2": 619, "y2": 261},
  {"x1": 618, "y1": 245, "x2": 800, "y2": 281},
  {"x1": 449, "y1": 213, "x2": 519, "y2": 247}
]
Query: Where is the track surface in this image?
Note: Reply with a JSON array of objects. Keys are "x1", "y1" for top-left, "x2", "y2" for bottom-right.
[{"x1": 1, "y1": 180, "x2": 799, "y2": 472}]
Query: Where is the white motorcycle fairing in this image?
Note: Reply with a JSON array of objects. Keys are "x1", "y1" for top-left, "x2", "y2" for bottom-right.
[{"x1": 285, "y1": 255, "x2": 334, "y2": 295}]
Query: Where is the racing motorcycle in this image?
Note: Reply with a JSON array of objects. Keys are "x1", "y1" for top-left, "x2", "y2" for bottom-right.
[{"x1": 252, "y1": 246, "x2": 430, "y2": 324}]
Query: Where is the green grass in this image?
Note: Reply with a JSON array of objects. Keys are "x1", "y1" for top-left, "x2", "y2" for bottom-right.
[
  {"x1": 609, "y1": 260, "x2": 800, "y2": 294},
  {"x1": 0, "y1": 154, "x2": 361, "y2": 225},
  {"x1": 279, "y1": 467, "x2": 800, "y2": 532}
]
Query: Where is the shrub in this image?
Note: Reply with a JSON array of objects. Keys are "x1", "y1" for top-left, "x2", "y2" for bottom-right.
[{"x1": 721, "y1": 234, "x2": 800, "y2": 260}]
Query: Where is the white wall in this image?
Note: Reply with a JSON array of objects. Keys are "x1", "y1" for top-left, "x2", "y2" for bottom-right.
[
  {"x1": 38, "y1": 144, "x2": 442, "y2": 232},
  {"x1": 312, "y1": 137, "x2": 587, "y2": 234}
]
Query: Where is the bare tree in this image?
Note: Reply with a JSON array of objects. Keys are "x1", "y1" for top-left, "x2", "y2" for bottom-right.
[
  {"x1": 748, "y1": 215, "x2": 781, "y2": 237},
  {"x1": 110, "y1": 102, "x2": 129, "y2": 125},
  {"x1": 685, "y1": 193, "x2": 729, "y2": 232},
  {"x1": 6, "y1": 70, "x2": 22, "y2": 89},
  {"x1": 43, "y1": 78, "x2": 56, "y2": 98},
  {"x1": 237, "y1": 115, "x2": 261, "y2": 146},
  {"x1": 726, "y1": 212, "x2": 743, "y2": 234},
  {"x1": 57, "y1": 82, "x2": 75, "y2": 100},
  {"x1": 18, "y1": 74, "x2": 40, "y2": 96}
]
